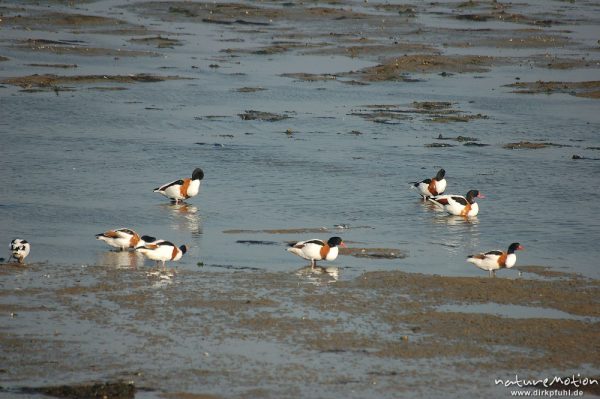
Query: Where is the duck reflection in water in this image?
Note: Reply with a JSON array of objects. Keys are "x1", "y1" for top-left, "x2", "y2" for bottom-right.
[
  {"x1": 430, "y1": 215, "x2": 480, "y2": 255},
  {"x1": 160, "y1": 203, "x2": 202, "y2": 236},
  {"x1": 432, "y1": 215, "x2": 479, "y2": 226},
  {"x1": 98, "y1": 250, "x2": 142, "y2": 269},
  {"x1": 295, "y1": 265, "x2": 340, "y2": 285}
]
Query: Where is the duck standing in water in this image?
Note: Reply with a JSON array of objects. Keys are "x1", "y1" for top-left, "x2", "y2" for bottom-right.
[
  {"x1": 135, "y1": 240, "x2": 187, "y2": 270},
  {"x1": 429, "y1": 189, "x2": 484, "y2": 217},
  {"x1": 411, "y1": 168, "x2": 446, "y2": 199},
  {"x1": 96, "y1": 228, "x2": 147, "y2": 251},
  {"x1": 287, "y1": 237, "x2": 346, "y2": 269},
  {"x1": 154, "y1": 168, "x2": 204, "y2": 204}
]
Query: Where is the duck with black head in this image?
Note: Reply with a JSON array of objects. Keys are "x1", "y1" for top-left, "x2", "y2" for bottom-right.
[
  {"x1": 467, "y1": 242, "x2": 525, "y2": 277},
  {"x1": 287, "y1": 236, "x2": 346, "y2": 269},
  {"x1": 154, "y1": 168, "x2": 204, "y2": 204}
]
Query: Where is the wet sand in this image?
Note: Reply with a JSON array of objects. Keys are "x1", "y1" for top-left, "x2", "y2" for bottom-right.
[{"x1": 1, "y1": 261, "x2": 598, "y2": 398}]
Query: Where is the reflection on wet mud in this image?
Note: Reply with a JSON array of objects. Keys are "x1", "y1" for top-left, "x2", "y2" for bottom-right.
[
  {"x1": 295, "y1": 265, "x2": 340, "y2": 285},
  {"x1": 97, "y1": 249, "x2": 142, "y2": 269},
  {"x1": 159, "y1": 203, "x2": 202, "y2": 236},
  {"x1": 430, "y1": 215, "x2": 480, "y2": 255},
  {"x1": 146, "y1": 270, "x2": 176, "y2": 287}
]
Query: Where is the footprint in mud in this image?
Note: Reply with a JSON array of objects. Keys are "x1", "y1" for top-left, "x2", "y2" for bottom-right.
[{"x1": 146, "y1": 270, "x2": 175, "y2": 280}]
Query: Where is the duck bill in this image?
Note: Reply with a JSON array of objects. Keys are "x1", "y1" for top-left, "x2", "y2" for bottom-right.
[
  {"x1": 518, "y1": 245, "x2": 525, "y2": 250},
  {"x1": 340, "y1": 242, "x2": 347, "y2": 248},
  {"x1": 477, "y1": 193, "x2": 486, "y2": 199}
]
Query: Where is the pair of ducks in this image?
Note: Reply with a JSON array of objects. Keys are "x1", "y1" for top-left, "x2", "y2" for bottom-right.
[
  {"x1": 287, "y1": 238, "x2": 524, "y2": 278},
  {"x1": 96, "y1": 228, "x2": 187, "y2": 269},
  {"x1": 412, "y1": 168, "x2": 484, "y2": 218},
  {"x1": 412, "y1": 168, "x2": 524, "y2": 276}
]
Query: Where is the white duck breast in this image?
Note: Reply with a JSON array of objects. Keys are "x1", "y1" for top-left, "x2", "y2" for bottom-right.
[{"x1": 435, "y1": 178, "x2": 447, "y2": 195}]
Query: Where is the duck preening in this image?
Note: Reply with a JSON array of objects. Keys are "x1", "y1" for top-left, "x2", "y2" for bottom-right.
[
  {"x1": 135, "y1": 240, "x2": 187, "y2": 269},
  {"x1": 411, "y1": 168, "x2": 446, "y2": 199},
  {"x1": 95, "y1": 228, "x2": 148, "y2": 251},
  {"x1": 154, "y1": 168, "x2": 204, "y2": 204}
]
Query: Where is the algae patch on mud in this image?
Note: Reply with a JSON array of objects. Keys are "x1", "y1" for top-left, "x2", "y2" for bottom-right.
[
  {"x1": 14, "y1": 39, "x2": 160, "y2": 57},
  {"x1": 128, "y1": 36, "x2": 183, "y2": 48},
  {"x1": 503, "y1": 141, "x2": 572, "y2": 150},
  {"x1": 340, "y1": 247, "x2": 406, "y2": 260},
  {"x1": 1, "y1": 74, "x2": 190, "y2": 89},
  {"x1": 19, "y1": 380, "x2": 135, "y2": 399},
  {"x1": 238, "y1": 110, "x2": 290, "y2": 122},
  {"x1": 352, "y1": 55, "x2": 494, "y2": 81},
  {"x1": 505, "y1": 81, "x2": 600, "y2": 99},
  {"x1": 3, "y1": 12, "x2": 129, "y2": 28},
  {"x1": 350, "y1": 102, "x2": 488, "y2": 125}
]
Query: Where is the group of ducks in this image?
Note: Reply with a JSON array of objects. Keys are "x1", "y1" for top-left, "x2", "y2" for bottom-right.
[
  {"x1": 95, "y1": 168, "x2": 205, "y2": 270},
  {"x1": 7, "y1": 169, "x2": 205, "y2": 269},
  {"x1": 7, "y1": 167, "x2": 522, "y2": 277},
  {"x1": 281, "y1": 168, "x2": 524, "y2": 276},
  {"x1": 411, "y1": 168, "x2": 524, "y2": 276}
]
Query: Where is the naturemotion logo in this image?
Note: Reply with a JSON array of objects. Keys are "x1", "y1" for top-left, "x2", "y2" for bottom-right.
[{"x1": 495, "y1": 374, "x2": 598, "y2": 389}]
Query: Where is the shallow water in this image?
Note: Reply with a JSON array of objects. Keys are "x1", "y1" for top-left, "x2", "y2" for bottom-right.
[
  {"x1": 438, "y1": 303, "x2": 599, "y2": 322},
  {"x1": 1, "y1": 1, "x2": 599, "y2": 397},
  {"x1": 2, "y1": 47, "x2": 599, "y2": 278}
]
